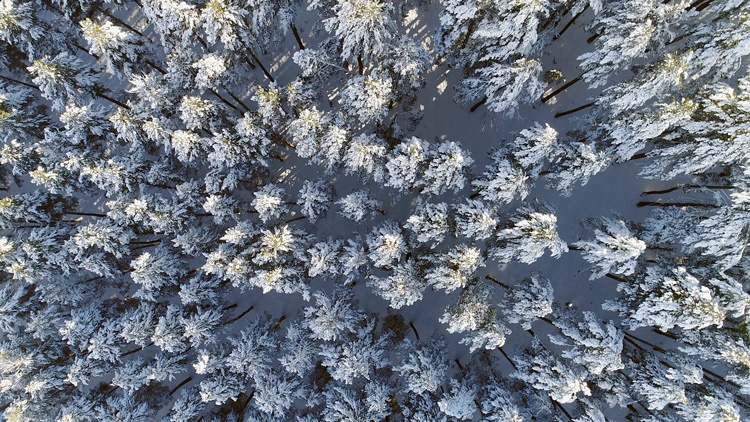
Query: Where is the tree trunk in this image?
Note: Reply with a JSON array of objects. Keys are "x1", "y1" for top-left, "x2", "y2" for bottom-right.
[
  {"x1": 169, "y1": 376, "x2": 193, "y2": 396},
  {"x1": 605, "y1": 273, "x2": 628, "y2": 283},
  {"x1": 208, "y1": 89, "x2": 238, "y2": 110},
  {"x1": 409, "y1": 322, "x2": 420, "y2": 340},
  {"x1": 0, "y1": 74, "x2": 38, "y2": 90},
  {"x1": 225, "y1": 89, "x2": 250, "y2": 112},
  {"x1": 290, "y1": 23, "x2": 305, "y2": 50},
  {"x1": 470, "y1": 96, "x2": 487, "y2": 112},
  {"x1": 498, "y1": 347, "x2": 517, "y2": 369},
  {"x1": 250, "y1": 51, "x2": 275, "y2": 82},
  {"x1": 542, "y1": 76, "x2": 581, "y2": 103},
  {"x1": 95, "y1": 6, "x2": 144, "y2": 37},
  {"x1": 554, "y1": 6, "x2": 588, "y2": 41},
  {"x1": 587, "y1": 32, "x2": 601, "y2": 44},
  {"x1": 358, "y1": 55, "x2": 364, "y2": 75},
  {"x1": 641, "y1": 184, "x2": 734, "y2": 195},
  {"x1": 554, "y1": 102, "x2": 594, "y2": 118},
  {"x1": 636, "y1": 201, "x2": 719, "y2": 209},
  {"x1": 96, "y1": 91, "x2": 131, "y2": 110},
  {"x1": 485, "y1": 275, "x2": 510, "y2": 290},
  {"x1": 229, "y1": 305, "x2": 255, "y2": 324}
]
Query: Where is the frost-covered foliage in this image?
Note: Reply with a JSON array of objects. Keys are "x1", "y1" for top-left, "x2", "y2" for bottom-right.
[
  {"x1": 404, "y1": 200, "x2": 449, "y2": 248},
  {"x1": 440, "y1": 284, "x2": 510, "y2": 352},
  {"x1": 501, "y1": 273, "x2": 554, "y2": 330},
  {"x1": 341, "y1": 73, "x2": 392, "y2": 125},
  {"x1": 491, "y1": 205, "x2": 568, "y2": 268},
  {"x1": 574, "y1": 217, "x2": 646, "y2": 279},
  {"x1": 1, "y1": 0, "x2": 748, "y2": 420},
  {"x1": 512, "y1": 338, "x2": 592, "y2": 404},
  {"x1": 323, "y1": 0, "x2": 395, "y2": 64}
]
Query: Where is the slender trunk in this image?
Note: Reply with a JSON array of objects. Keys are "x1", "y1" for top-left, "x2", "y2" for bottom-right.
[
  {"x1": 554, "y1": 102, "x2": 594, "y2": 118},
  {"x1": 627, "y1": 152, "x2": 648, "y2": 161},
  {"x1": 120, "y1": 346, "x2": 143, "y2": 357},
  {"x1": 409, "y1": 322, "x2": 420, "y2": 340},
  {"x1": 454, "y1": 358, "x2": 463, "y2": 370},
  {"x1": 469, "y1": 96, "x2": 487, "y2": 112},
  {"x1": 273, "y1": 315, "x2": 287, "y2": 331},
  {"x1": 645, "y1": 245, "x2": 672, "y2": 251},
  {"x1": 229, "y1": 305, "x2": 255, "y2": 324},
  {"x1": 554, "y1": 6, "x2": 588, "y2": 41},
  {"x1": 695, "y1": 0, "x2": 714, "y2": 11},
  {"x1": 285, "y1": 215, "x2": 306, "y2": 224},
  {"x1": 169, "y1": 376, "x2": 193, "y2": 396},
  {"x1": 95, "y1": 6, "x2": 144, "y2": 37},
  {"x1": 249, "y1": 51, "x2": 275, "y2": 82},
  {"x1": 665, "y1": 33, "x2": 689, "y2": 46},
  {"x1": 624, "y1": 332, "x2": 666, "y2": 353},
  {"x1": 641, "y1": 184, "x2": 734, "y2": 195},
  {"x1": 65, "y1": 211, "x2": 107, "y2": 217},
  {"x1": 652, "y1": 328, "x2": 679, "y2": 340},
  {"x1": 541, "y1": 76, "x2": 582, "y2": 103},
  {"x1": 636, "y1": 201, "x2": 719, "y2": 209},
  {"x1": 290, "y1": 23, "x2": 305, "y2": 50},
  {"x1": 96, "y1": 91, "x2": 131, "y2": 110},
  {"x1": 627, "y1": 404, "x2": 641, "y2": 417},
  {"x1": 605, "y1": 273, "x2": 628, "y2": 283},
  {"x1": 552, "y1": 399, "x2": 574, "y2": 422},
  {"x1": 238, "y1": 390, "x2": 255, "y2": 416},
  {"x1": 587, "y1": 32, "x2": 601, "y2": 44},
  {"x1": 129, "y1": 239, "x2": 161, "y2": 246},
  {"x1": 0, "y1": 74, "x2": 38, "y2": 90},
  {"x1": 485, "y1": 275, "x2": 510, "y2": 290},
  {"x1": 209, "y1": 89, "x2": 238, "y2": 110},
  {"x1": 469, "y1": 192, "x2": 481, "y2": 200},
  {"x1": 498, "y1": 347, "x2": 517, "y2": 369},
  {"x1": 145, "y1": 60, "x2": 166, "y2": 75},
  {"x1": 222, "y1": 303, "x2": 238, "y2": 311},
  {"x1": 224, "y1": 89, "x2": 251, "y2": 112},
  {"x1": 358, "y1": 55, "x2": 364, "y2": 75}
]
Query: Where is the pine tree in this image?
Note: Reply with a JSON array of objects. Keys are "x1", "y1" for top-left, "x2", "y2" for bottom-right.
[
  {"x1": 438, "y1": 378, "x2": 477, "y2": 420},
  {"x1": 366, "y1": 220, "x2": 407, "y2": 268},
  {"x1": 396, "y1": 337, "x2": 448, "y2": 395},
  {"x1": 340, "y1": 73, "x2": 393, "y2": 125},
  {"x1": 501, "y1": 272, "x2": 554, "y2": 330},
  {"x1": 605, "y1": 266, "x2": 725, "y2": 331},
  {"x1": 319, "y1": 320, "x2": 389, "y2": 384},
  {"x1": 490, "y1": 205, "x2": 568, "y2": 269},
  {"x1": 404, "y1": 200, "x2": 449, "y2": 248},
  {"x1": 574, "y1": 217, "x2": 646, "y2": 280},
  {"x1": 456, "y1": 58, "x2": 544, "y2": 117},
  {"x1": 304, "y1": 288, "x2": 364, "y2": 342},
  {"x1": 512, "y1": 338, "x2": 592, "y2": 404},
  {"x1": 323, "y1": 0, "x2": 395, "y2": 65},
  {"x1": 427, "y1": 244, "x2": 484, "y2": 293},
  {"x1": 453, "y1": 198, "x2": 498, "y2": 241},
  {"x1": 440, "y1": 283, "x2": 510, "y2": 352},
  {"x1": 549, "y1": 310, "x2": 624, "y2": 375},
  {"x1": 368, "y1": 259, "x2": 427, "y2": 309}
]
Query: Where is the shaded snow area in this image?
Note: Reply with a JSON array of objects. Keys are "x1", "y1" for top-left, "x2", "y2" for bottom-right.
[{"x1": 0, "y1": 0, "x2": 748, "y2": 421}]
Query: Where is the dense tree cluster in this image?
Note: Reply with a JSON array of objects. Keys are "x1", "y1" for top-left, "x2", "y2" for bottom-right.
[{"x1": 0, "y1": 0, "x2": 747, "y2": 420}]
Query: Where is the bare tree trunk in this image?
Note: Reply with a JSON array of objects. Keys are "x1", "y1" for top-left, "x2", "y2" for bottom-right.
[
  {"x1": 542, "y1": 76, "x2": 582, "y2": 103},
  {"x1": 249, "y1": 51, "x2": 274, "y2": 82},
  {"x1": 290, "y1": 23, "x2": 305, "y2": 50},
  {"x1": 409, "y1": 322, "x2": 420, "y2": 340},
  {"x1": 554, "y1": 102, "x2": 594, "y2": 118},
  {"x1": 470, "y1": 96, "x2": 487, "y2": 112},
  {"x1": 169, "y1": 376, "x2": 193, "y2": 396},
  {"x1": 554, "y1": 6, "x2": 588, "y2": 41},
  {"x1": 636, "y1": 201, "x2": 719, "y2": 209}
]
